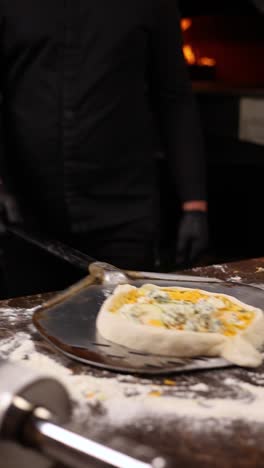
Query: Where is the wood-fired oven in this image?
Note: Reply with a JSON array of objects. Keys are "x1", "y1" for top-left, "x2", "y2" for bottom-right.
[{"x1": 178, "y1": 1, "x2": 264, "y2": 264}]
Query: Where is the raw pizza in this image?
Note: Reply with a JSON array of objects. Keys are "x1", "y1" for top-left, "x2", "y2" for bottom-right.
[{"x1": 96, "y1": 283, "x2": 264, "y2": 367}]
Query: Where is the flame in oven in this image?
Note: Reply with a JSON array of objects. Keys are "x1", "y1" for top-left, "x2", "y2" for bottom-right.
[{"x1": 181, "y1": 18, "x2": 216, "y2": 67}]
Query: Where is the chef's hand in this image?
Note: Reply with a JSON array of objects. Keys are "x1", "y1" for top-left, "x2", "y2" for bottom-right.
[
  {"x1": 0, "y1": 189, "x2": 22, "y2": 234},
  {"x1": 175, "y1": 202, "x2": 209, "y2": 268}
]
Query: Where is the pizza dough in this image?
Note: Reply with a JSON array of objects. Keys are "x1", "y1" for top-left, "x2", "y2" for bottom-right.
[{"x1": 96, "y1": 284, "x2": 264, "y2": 367}]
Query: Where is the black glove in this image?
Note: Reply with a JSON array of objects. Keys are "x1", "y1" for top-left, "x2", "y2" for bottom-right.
[
  {"x1": 175, "y1": 211, "x2": 209, "y2": 268},
  {"x1": 0, "y1": 190, "x2": 22, "y2": 234}
]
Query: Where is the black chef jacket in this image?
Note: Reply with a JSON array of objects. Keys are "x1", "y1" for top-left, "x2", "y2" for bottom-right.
[{"x1": 0, "y1": 0, "x2": 206, "y2": 235}]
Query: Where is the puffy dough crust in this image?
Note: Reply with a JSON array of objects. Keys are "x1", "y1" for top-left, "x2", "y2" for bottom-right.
[{"x1": 96, "y1": 285, "x2": 264, "y2": 367}]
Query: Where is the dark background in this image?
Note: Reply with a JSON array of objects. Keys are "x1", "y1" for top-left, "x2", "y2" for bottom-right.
[
  {"x1": 0, "y1": 0, "x2": 264, "y2": 297},
  {"x1": 165, "y1": 0, "x2": 264, "y2": 266},
  {"x1": 178, "y1": 0, "x2": 262, "y2": 15}
]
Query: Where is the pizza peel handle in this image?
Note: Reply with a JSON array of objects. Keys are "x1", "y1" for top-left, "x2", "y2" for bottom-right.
[
  {"x1": 8, "y1": 225, "x2": 224, "y2": 284},
  {"x1": 7, "y1": 225, "x2": 96, "y2": 272},
  {"x1": 7, "y1": 225, "x2": 132, "y2": 288}
]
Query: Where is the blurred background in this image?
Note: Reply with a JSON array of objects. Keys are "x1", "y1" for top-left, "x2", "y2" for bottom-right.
[
  {"x1": 0, "y1": 1, "x2": 263, "y2": 296},
  {"x1": 160, "y1": 0, "x2": 264, "y2": 266}
]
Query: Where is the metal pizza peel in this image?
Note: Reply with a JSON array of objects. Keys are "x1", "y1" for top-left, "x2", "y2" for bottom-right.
[
  {"x1": 32, "y1": 263, "x2": 264, "y2": 375},
  {"x1": 8, "y1": 226, "x2": 264, "y2": 375}
]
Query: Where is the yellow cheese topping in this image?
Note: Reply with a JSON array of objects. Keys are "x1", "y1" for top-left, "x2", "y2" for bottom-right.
[
  {"x1": 108, "y1": 285, "x2": 256, "y2": 336},
  {"x1": 164, "y1": 288, "x2": 208, "y2": 303}
]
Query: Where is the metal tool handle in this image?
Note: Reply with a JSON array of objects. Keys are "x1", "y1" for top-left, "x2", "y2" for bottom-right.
[
  {"x1": 0, "y1": 360, "x2": 168, "y2": 468},
  {"x1": 126, "y1": 270, "x2": 223, "y2": 283},
  {"x1": 8, "y1": 226, "x2": 95, "y2": 272},
  {"x1": 28, "y1": 414, "x2": 159, "y2": 468},
  {"x1": 1, "y1": 392, "x2": 167, "y2": 468},
  {"x1": 8, "y1": 226, "x2": 223, "y2": 284}
]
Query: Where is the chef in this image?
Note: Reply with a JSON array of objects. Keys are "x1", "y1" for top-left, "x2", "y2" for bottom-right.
[{"x1": 0, "y1": 0, "x2": 208, "y2": 296}]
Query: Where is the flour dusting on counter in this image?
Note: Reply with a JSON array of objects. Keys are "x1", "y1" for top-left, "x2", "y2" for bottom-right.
[
  {"x1": 227, "y1": 276, "x2": 242, "y2": 282},
  {"x1": 0, "y1": 305, "x2": 40, "y2": 323},
  {"x1": 212, "y1": 264, "x2": 228, "y2": 272},
  {"x1": 1, "y1": 332, "x2": 264, "y2": 431}
]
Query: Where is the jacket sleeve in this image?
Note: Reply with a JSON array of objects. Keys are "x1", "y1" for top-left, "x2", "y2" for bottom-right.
[{"x1": 149, "y1": 0, "x2": 207, "y2": 202}]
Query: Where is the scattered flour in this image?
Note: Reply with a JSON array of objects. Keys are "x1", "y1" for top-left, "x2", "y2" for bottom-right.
[
  {"x1": 0, "y1": 306, "x2": 39, "y2": 323},
  {"x1": 0, "y1": 308, "x2": 24, "y2": 323},
  {"x1": 190, "y1": 383, "x2": 209, "y2": 392},
  {"x1": 256, "y1": 267, "x2": 264, "y2": 273},
  {"x1": 224, "y1": 378, "x2": 237, "y2": 386},
  {"x1": 1, "y1": 332, "x2": 264, "y2": 429},
  {"x1": 192, "y1": 264, "x2": 227, "y2": 274},
  {"x1": 191, "y1": 267, "x2": 204, "y2": 273},
  {"x1": 227, "y1": 276, "x2": 242, "y2": 282},
  {"x1": 212, "y1": 264, "x2": 228, "y2": 273}
]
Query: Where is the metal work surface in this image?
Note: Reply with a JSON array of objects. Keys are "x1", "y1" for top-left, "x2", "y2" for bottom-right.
[{"x1": 33, "y1": 279, "x2": 264, "y2": 374}]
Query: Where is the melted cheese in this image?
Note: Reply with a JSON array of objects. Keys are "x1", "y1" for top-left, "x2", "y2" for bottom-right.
[{"x1": 109, "y1": 285, "x2": 255, "y2": 335}]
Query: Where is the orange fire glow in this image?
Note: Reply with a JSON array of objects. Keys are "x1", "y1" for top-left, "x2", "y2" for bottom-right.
[
  {"x1": 199, "y1": 57, "x2": 216, "y2": 67},
  {"x1": 180, "y1": 18, "x2": 216, "y2": 67},
  {"x1": 183, "y1": 45, "x2": 196, "y2": 65},
  {"x1": 181, "y1": 18, "x2": 192, "y2": 32}
]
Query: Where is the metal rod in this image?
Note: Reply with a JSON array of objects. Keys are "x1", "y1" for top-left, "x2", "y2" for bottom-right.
[
  {"x1": 8, "y1": 226, "x2": 94, "y2": 272},
  {"x1": 126, "y1": 270, "x2": 223, "y2": 283},
  {"x1": 31, "y1": 417, "x2": 154, "y2": 468},
  {"x1": 9, "y1": 226, "x2": 223, "y2": 284}
]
